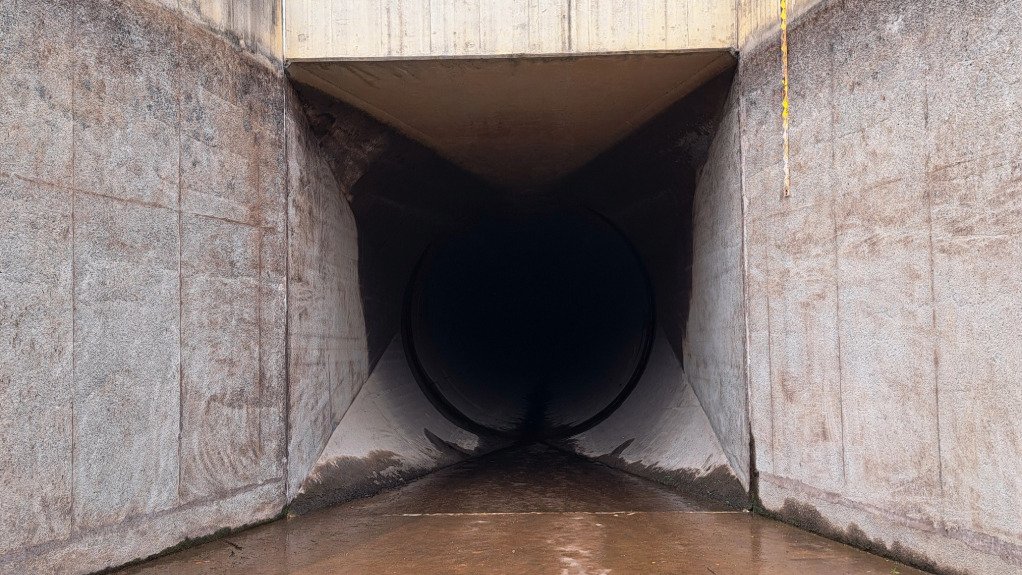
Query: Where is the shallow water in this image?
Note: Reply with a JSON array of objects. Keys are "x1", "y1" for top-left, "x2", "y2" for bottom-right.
[{"x1": 118, "y1": 446, "x2": 927, "y2": 575}]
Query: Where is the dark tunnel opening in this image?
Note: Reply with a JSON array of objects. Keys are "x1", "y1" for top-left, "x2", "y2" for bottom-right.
[
  {"x1": 402, "y1": 209, "x2": 656, "y2": 441},
  {"x1": 289, "y1": 67, "x2": 743, "y2": 510}
]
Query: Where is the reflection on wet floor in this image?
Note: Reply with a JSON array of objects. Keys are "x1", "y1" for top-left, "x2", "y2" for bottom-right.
[{"x1": 118, "y1": 445, "x2": 927, "y2": 575}]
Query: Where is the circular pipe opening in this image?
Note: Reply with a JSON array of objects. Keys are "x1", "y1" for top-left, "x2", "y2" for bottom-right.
[{"x1": 403, "y1": 208, "x2": 655, "y2": 441}]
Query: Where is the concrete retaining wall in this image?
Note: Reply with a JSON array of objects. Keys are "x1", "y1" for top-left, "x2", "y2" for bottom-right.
[
  {"x1": 739, "y1": 1, "x2": 1022, "y2": 573},
  {"x1": 684, "y1": 84, "x2": 750, "y2": 489},
  {"x1": 0, "y1": 1, "x2": 365, "y2": 572}
]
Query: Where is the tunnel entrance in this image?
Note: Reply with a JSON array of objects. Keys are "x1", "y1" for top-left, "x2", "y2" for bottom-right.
[
  {"x1": 403, "y1": 208, "x2": 655, "y2": 441},
  {"x1": 289, "y1": 65, "x2": 747, "y2": 514}
]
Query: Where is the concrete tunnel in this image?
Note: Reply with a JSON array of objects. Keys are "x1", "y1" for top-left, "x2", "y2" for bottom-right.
[
  {"x1": 284, "y1": 55, "x2": 750, "y2": 512},
  {"x1": 9, "y1": 1, "x2": 1021, "y2": 574}
]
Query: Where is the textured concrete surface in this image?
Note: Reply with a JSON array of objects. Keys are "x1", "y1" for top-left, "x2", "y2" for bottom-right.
[
  {"x1": 557, "y1": 333, "x2": 745, "y2": 506},
  {"x1": 280, "y1": 0, "x2": 838, "y2": 64},
  {"x1": 285, "y1": 0, "x2": 736, "y2": 60},
  {"x1": 288, "y1": 52, "x2": 734, "y2": 191},
  {"x1": 738, "y1": 0, "x2": 828, "y2": 49},
  {"x1": 291, "y1": 338, "x2": 508, "y2": 513},
  {"x1": 0, "y1": 176, "x2": 74, "y2": 556},
  {"x1": 285, "y1": 89, "x2": 369, "y2": 500},
  {"x1": 684, "y1": 84, "x2": 750, "y2": 487},
  {"x1": 0, "y1": 2, "x2": 74, "y2": 184},
  {"x1": 72, "y1": 192, "x2": 181, "y2": 528},
  {"x1": 177, "y1": 0, "x2": 281, "y2": 64},
  {"x1": 740, "y1": 0, "x2": 1022, "y2": 573},
  {"x1": 115, "y1": 446, "x2": 925, "y2": 575},
  {"x1": 294, "y1": 85, "x2": 496, "y2": 369},
  {"x1": 1, "y1": 0, "x2": 73, "y2": 559},
  {"x1": 1, "y1": 1, "x2": 290, "y2": 572},
  {"x1": 177, "y1": 0, "x2": 288, "y2": 505}
]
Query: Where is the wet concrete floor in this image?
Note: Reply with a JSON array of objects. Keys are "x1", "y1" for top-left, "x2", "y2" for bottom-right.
[{"x1": 118, "y1": 445, "x2": 928, "y2": 574}]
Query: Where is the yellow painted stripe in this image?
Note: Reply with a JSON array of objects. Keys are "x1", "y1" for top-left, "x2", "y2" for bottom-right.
[{"x1": 780, "y1": 0, "x2": 791, "y2": 198}]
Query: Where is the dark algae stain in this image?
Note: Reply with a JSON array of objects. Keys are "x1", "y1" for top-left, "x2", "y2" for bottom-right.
[
  {"x1": 768, "y1": 499, "x2": 968, "y2": 575},
  {"x1": 288, "y1": 450, "x2": 425, "y2": 515},
  {"x1": 552, "y1": 438, "x2": 749, "y2": 509}
]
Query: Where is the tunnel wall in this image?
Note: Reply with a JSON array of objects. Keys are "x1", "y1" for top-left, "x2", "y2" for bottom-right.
[
  {"x1": 560, "y1": 332, "x2": 747, "y2": 506},
  {"x1": 0, "y1": 1, "x2": 369, "y2": 572},
  {"x1": 556, "y1": 72, "x2": 751, "y2": 499},
  {"x1": 294, "y1": 88, "x2": 495, "y2": 370},
  {"x1": 285, "y1": 88, "x2": 510, "y2": 510},
  {"x1": 739, "y1": 1, "x2": 1022, "y2": 573},
  {"x1": 684, "y1": 85, "x2": 750, "y2": 488},
  {"x1": 289, "y1": 337, "x2": 509, "y2": 513},
  {"x1": 284, "y1": 91, "x2": 370, "y2": 500}
]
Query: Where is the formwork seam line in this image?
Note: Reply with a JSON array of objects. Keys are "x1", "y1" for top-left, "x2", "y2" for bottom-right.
[{"x1": 69, "y1": 0, "x2": 78, "y2": 536}]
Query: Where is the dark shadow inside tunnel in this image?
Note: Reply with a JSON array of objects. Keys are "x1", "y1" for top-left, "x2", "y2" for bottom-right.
[
  {"x1": 290, "y1": 65, "x2": 741, "y2": 507},
  {"x1": 402, "y1": 209, "x2": 656, "y2": 441}
]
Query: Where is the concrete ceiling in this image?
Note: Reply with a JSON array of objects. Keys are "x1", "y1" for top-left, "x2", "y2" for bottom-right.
[{"x1": 288, "y1": 51, "x2": 735, "y2": 192}]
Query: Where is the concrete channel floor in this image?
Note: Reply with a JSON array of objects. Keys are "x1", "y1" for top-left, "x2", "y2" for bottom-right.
[{"x1": 118, "y1": 446, "x2": 927, "y2": 575}]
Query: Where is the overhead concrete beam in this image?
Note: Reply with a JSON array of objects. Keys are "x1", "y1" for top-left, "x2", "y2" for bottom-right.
[
  {"x1": 284, "y1": 0, "x2": 737, "y2": 61},
  {"x1": 168, "y1": 0, "x2": 283, "y2": 65}
]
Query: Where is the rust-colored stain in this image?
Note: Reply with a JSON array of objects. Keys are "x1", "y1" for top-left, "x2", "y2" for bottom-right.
[{"x1": 780, "y1": 0, "x2": 792, "y2": 198}]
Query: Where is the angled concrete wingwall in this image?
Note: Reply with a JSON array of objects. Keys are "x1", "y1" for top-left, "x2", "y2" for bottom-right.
[
  {"x1": 284, "y1": 88, "x2": 370, "y2": 500},
  {"x1": 739, "y1": 1, "x2": 1022, "y2": 573},
  {"x1": 284, "y1": 86, "x2": 510, "y2": 511},
  {"x1": 684, "y1": 83, "x2": 750, "y2": 490},
  {"x1": 553, "y1": 71, "x2": 751, "y2": 503}
]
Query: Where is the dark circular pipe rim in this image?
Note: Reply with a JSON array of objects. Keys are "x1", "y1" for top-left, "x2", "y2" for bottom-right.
[{"x1": 400, "y1": 209, "x2": 657, "y2": 441}]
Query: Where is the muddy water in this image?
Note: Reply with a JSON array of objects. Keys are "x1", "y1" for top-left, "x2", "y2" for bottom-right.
[{"x1": 118, "y1": 446, "x2": 927, "y2": 575}]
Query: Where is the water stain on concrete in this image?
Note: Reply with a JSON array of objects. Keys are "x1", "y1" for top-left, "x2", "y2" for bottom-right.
[
  {"x1": 554, "y1": 438, "x2": 749, "y2": 508},
  {"x1": 289, "y1": 428, "x2": 503, "y2": 515},
  {"x1": 287, "y1": 450, "x2": 416, "y2": 515},
  {"x1": 770, "y1": 498, "x2": 964, "y2": 575}
]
